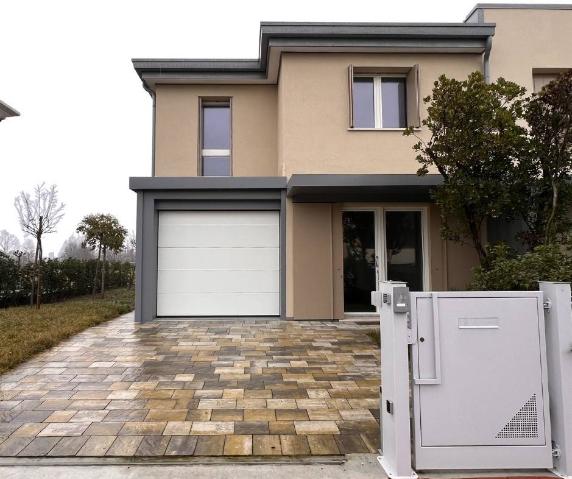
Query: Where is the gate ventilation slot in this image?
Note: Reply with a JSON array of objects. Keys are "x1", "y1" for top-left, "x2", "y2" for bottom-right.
[{"x1": 496, "y1": 394, "x2": 538, "y2": 439}]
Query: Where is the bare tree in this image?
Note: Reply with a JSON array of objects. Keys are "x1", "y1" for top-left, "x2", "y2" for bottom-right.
[
  {"x1": 14, "y1": 183, "x2": 65, "y2": 308},
  {"x1": 0, "y1": 230, "x2": 20, "y2": 253},
  {"x1": 58, "y1": 234, "x2": 94, "y2": 260}
]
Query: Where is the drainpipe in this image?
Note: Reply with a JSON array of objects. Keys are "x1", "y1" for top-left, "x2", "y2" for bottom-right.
[
  {"x1": 483, "y1": 36, "x2": 493, "y2": 83},
  {"x1": 142, "y1": 81, "x2": 156, "y2": 177}
]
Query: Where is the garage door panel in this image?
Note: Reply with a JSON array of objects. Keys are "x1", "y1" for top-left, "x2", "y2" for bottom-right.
[
  {"x1": 158, "y1": 224, "x2": 278, "y2": 248},
  {"x1": 157, "y1": 210, "x2": 280, "y2": 317},
  {"x1": 157, "y1": 292, "x2": 279, "y2": 317},
  {"x1": 157, "y1": 270, "x2": 279, "y2": 294},
  {"x1": 159, "y1": 210, "x2": 278, "y2": 226},
  {"x1": 158, "y1": 247, "x2": 279, "y2": 271}
]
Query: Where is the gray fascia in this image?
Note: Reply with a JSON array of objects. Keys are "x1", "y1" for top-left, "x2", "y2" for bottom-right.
[
  {"x1": 129, "y1": 176, "x2": 287, "y2": 192},
  {"x1": 464, "y1": 3, "x2": 572, "y2": 22},
  {"x1": 0, "y1": 100, "x2": 20, "y2": 119},
  {"x1": 132, "y1": 22, "x2": 495, "y2": 89}
]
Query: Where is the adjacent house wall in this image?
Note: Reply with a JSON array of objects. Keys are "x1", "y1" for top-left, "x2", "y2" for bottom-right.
[
  {"x1": 483, "y1": 8, "x2": 572, "y2": 90},
  {"x1": 154, "y1": 84, "x2": 278, "y2": 176}
]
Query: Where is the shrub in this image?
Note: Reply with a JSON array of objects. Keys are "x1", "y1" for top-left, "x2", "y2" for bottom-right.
[
  {"x1": 0, "y1": 256, "x2": 135, "y2": 308},
  {"x1": 470, "y1": 243, "x2": 572, "y2": 291}
]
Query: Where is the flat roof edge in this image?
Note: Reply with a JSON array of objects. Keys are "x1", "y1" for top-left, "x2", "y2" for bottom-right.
[
  {"x1": 465, "y1": 3, "x2": 572, "y2": 22},
  {"x1": 129, "y1": 176, "x2": 288, "y2": 192}
]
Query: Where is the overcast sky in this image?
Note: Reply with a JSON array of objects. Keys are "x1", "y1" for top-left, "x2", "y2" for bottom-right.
[{"x1": 0, "y1": 0, "x2": 565, "y2": 255}]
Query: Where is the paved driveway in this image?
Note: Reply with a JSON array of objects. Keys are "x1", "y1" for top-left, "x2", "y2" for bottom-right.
[{"x1": 0, "y1": 313, "x2": 380, "y2": 459}]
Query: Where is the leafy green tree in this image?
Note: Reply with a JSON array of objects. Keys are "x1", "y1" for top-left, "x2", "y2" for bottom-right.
[
  {"x1": 405, "y1": 72, "x2": 528, "y2": 265},
  {"x1": 513, "y1": 71, "x2": 572, "y2": 247},
  {"x1": 77, "y1": 214, "x2": 127, "y2": 298}
]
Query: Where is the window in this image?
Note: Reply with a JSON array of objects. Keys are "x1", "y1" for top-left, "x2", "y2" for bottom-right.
[
  {"x1": 201, "y1": 100, "x2": 231, "y2": 176},
  {"x1": 352, "y1": 75, "x2": 407, "y2": 128},
  {"x1": 348, "y1": 65, "x2": 420, "y2": 130}
]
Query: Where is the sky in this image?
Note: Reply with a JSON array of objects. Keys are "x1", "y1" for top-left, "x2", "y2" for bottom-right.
[{"x1": 0, "y1": 0, "x2": 566, "y2": 255}]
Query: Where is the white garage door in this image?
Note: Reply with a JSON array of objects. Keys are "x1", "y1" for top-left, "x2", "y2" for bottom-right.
[{"x1": 157, "y1": 210, "x2": 280, "y2": 317}]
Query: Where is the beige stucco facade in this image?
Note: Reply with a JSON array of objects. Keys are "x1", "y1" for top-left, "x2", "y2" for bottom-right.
[
  {"x1": 154, "y1": 84, "x2": 278, "y2": 177},
  {"x1": 133, "y1": 5, "x2": 572, "y2": 321}
]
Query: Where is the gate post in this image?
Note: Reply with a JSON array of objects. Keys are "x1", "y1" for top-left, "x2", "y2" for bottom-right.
[
  {"x1": 372, "y1": 281, "x2": 417, "y2": 479},
  {"x1": 540, "y1": 282, "x2": 572, "y2": 478}
]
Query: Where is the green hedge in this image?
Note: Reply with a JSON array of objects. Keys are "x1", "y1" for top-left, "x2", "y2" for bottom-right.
[
  {"x1": 470, "y1": 243, "x2": 572, "y2": 291},
  {"x1": 0, "y1": 252, "x2": 135, "y2": 308}
]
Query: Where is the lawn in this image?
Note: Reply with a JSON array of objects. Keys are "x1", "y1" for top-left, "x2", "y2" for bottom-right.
[{"x1": 0, "y1": 288, "x2": 134, "y2": 375}]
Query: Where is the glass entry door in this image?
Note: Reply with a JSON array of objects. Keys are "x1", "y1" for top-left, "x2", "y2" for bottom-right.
[
  {"x1": 385, "y1": 210, "x2": 424, "y2": 292},
  {"x1": 342, "y1": 211, "x2": 378, "y2": 313},
  {"x1": 343, "y1": 208, "x2": 426, "y2": 314}
]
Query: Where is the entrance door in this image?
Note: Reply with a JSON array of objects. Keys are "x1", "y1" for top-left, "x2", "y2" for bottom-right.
[
  {"x1": 385, "y1": 210, "x2": 424, "y2": 292},
  {"x1": 342, "y1": 208, "x2": 427, "y2": 315},
  {"x1": 342, "y1": 211, "x2": 377, "y2": 313}
]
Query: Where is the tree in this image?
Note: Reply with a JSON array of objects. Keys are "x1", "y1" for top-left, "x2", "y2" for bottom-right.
[
  {"x1": 405, "y1": 71, "x2": 528, "y2": 265},
  {"x1": 513, "y1": 71, "x2": 572, "y2": 247},
  {"x1": 14, "y1": 183, "x2": 65, "y2": 308},
  {"x1": 77, "y1": 214, "x2": 127, "y2": 298},
  {"x1": 58, "y1": 234, "x2": 94, "y2": 260},
  {"x1": 0, "y1": 230, "x2": 20, "y2": 253}
]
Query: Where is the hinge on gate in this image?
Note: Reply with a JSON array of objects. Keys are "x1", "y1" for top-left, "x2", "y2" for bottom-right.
[
  {"x1": 544, "y1": 299, "x2": 552, "y2": 312},
  {"x1": 553, "y1": 444, "x2": 561, "y2": 458}
]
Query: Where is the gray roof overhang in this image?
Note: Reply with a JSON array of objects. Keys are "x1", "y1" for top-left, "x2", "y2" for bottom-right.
[
  {"x1": 132, "y1": 22, "x2": 495, "y2": 90},
  {"x1": 286, "y1": 174, "x2": 442, "y2": 202}
]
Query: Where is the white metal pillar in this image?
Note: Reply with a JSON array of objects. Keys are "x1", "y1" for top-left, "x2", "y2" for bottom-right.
[
  {"x1": 372, "y1": 281, "x2": 417, "y2": 479},
  {"x1": 540, "y1": 282, "x2": 572, "y2": 478}
]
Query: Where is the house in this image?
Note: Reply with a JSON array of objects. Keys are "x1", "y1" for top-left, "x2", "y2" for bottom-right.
[
  {"x1": 0, "y1": 100, "x2": 19, "y2": 122},
  {"x1": 130, "y1": 3, "x2": 572, "y2": 322}
]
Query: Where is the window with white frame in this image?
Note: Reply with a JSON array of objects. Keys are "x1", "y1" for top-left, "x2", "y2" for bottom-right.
[
  {"x1": 352, "y1": 75, "x2": 407, "y2": 129},
  {"x1": 201, "y1": 100, "x2": 231, "y2": 176}
]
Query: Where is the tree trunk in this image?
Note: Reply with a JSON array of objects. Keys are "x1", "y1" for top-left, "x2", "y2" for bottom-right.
[
  {"x1": 101, "y1": 247, "x2": 107, "y2": 298},
  {"x1": 93, "y1": 244, "x2": 101, "y2": 299},
  {"x1": 544, "y1": 181, "x2": 559, "y2": 245},
  {"x1": 35, "y1": 236, "x2": 42, "y2": 309}
]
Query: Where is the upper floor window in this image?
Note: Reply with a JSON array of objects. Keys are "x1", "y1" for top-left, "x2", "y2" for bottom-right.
[
  {"x1": 348, "y1": 65, "x2": 420, "y2": 130},
  {"x1": 352, "y1": 75, "x2": 407, "y2": 128},
  {"x1": 201, "y1": 99, "x2": 231, "y2": 176}
]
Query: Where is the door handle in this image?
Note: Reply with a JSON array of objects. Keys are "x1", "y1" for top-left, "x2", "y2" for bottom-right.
[{"x1": 413, "y1": 293, "x2": 442, "y2": 385}]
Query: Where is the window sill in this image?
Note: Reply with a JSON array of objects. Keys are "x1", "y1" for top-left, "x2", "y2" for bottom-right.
[{"x1": 348, "y1": 127, "x2": 421, "y2": 131}]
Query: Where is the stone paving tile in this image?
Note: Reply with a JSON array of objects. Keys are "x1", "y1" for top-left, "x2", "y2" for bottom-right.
[
  {"x1": 280, "y1": 434, "x2": 310, "y2": 455},
  {"x1": 135, "y1": 435, "x2": 170, "y2": 456},
  {"x1": 223, "y1": 435, "x2": 252, "y2": 456},
  {"x1": 77, "y1": 435, "x2": 116, "y2": 456},
  {"x1": 47, "y1": 436, "x2": 89, "y2": 456},
  {"x1": 0, "y1": 314, "x2": 379, "y2": 457},
  {"x1": 106, "y1": 435, "x2": 143, "y2": 456},
  {"x1": 18, "y1": 437, "x2": 60, "y2": 456},
  {"x1": 166, "y1": 435, "x2": 198, "y2": 456},
  {"x1": 38, "y1": 423, "x2": 89, "y2": 437},
  {"x1": 194, "y1": 435, "x2": 224, "y2": 455},
  {"x1": 253, "y1": 435, "x2": 282, "y2": 455},
  {"x1": 0, "y1": 437, "x2": 33, "y2": 456}
]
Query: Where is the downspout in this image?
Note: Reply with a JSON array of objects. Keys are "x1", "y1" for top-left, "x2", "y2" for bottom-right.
[
  {"x1": 483, "y1": 36, "x2": 492, "y2": 83},
  {"x1": 142, "y1": 82, "x2": 156, "y2": 176}
]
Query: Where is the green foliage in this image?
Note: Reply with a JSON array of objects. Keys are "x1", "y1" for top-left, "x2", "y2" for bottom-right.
[
  {"x1": 470, "y1": 243, "x2": 572, "y2": 291},
  {"x1": 0, "y1": 255, "x2": 134, "y2": 308},
  {"x1": 514, "y1": 70, "x2": 572, "y2": 247},
  {"x1": 405, "y1": 71, "x2": 528, "y2": 263},
  {"x1": 77, "y1": 214, "x2": 127, "y2": 255}
]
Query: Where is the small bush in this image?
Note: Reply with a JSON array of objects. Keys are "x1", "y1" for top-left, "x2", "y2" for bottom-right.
[{"x1": 470, "y1": 243, "x2": 572, "y2": 291}]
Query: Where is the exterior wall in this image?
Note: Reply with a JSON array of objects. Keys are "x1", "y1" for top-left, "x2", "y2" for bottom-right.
[
  {"x1": 277, "y1": 52, "x2": 482, "y2": 176},
  {"x1": 291, "y1": 203, "x2": 334, "y2": 320},
  {"x1": 483, "y1": 9, "x2": 572, "y2": 90},
  {"x1": 154, "y1": 84, "x2": 278, "y2": 177}
]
